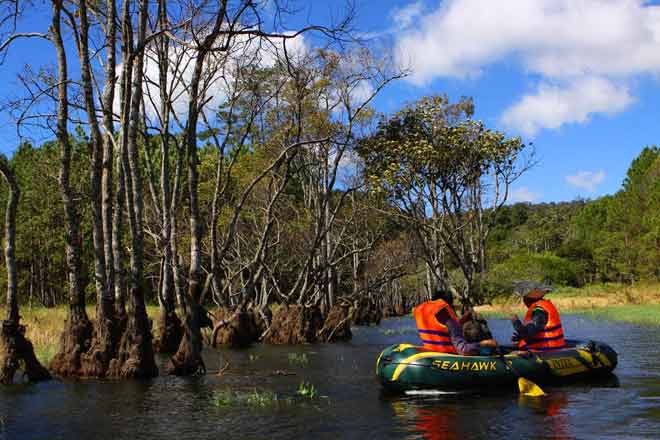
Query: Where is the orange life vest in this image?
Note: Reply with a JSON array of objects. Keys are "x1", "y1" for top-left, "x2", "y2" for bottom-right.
[
  {"x1": 518, "y1": 299, "x2": 566, "y2": 351},
  {"x1": 413, "y1": 300, "x2": 458, "y2": 353}
]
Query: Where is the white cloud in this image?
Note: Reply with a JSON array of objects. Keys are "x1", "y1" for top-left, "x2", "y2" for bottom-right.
[
  {"x1": 510, "y1": 186, "x2": 540, "y2": 203},
  {"x1": 565, "y1": 170, "x2": 606, "y2": 192},
  {"x1": 391, "y1": 1, "x2": 425, "y2": 30},
  {"x1": 117, "y1": 32, "x2": 307, "y2": 124},
  {"x1": 392, "y1": 0, "x2": 660, "y2": 134},
  {"x1": 500, "y1": 77, "x2": 634, "y2": 136}
]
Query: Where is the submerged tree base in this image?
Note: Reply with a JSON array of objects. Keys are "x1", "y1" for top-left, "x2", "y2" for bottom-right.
[
  {"x1": 211, "y1": 304, "x2": 271, "y2": 348},
  {"x1": 263, "y1": 304, "x2": 324, "y2": 345},
  {"x1": 154, "y1": 311, "x2": 183, "y2": 354},
  {"x1": 50, "y1": 311, "x2": 93, "y2": 377},
  {"x1": 166, "y1": 331, "x2": 205, "y2": 376},
  {"x1": 108, "y1": 308, "x2": 158, "y2": 379},
  {"x1": 80, "y1": 314, "x2": 120, "y2": 377},
  {"x1": 350, "y1": 297, "x2": 382, "y2": 326},
  {"x1": 317, "y1": 305, "x2": 352, "y2": 342},
  {"x1": 0, "y1": 321, "x2": 51, "y2": 384}
]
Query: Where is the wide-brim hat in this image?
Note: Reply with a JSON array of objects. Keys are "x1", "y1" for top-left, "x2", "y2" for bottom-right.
[{"x1": 513, "y1": 281, "x2": 553, "y2": 300}]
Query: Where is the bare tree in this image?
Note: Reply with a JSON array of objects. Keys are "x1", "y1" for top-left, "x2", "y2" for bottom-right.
[
  {"x1": 0, "y1": 155, "x2": 51, "y2": 384},
  {"x1": 48, "y1": 0, "x2": 94, "y2": 376},
  {"x1": 108, "y1": 0, "x2": 158, "y2": 378}
]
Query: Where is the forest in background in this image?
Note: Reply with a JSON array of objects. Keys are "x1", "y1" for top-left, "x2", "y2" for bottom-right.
[{"x1": 2, "y1": 143, "x2": 658, "y2": 309}]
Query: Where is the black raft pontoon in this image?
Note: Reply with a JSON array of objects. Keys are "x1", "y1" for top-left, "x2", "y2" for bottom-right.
[{"x1": 376, "y1": 340, "x2": 617, "y2": 393}]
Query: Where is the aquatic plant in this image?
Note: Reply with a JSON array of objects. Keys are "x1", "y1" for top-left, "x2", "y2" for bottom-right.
[
  {"x1": 288, "y1": 352, "x2": 309, "y2": 365},
  {"x1": 297, "y1": 381, "x2": 317, "y2": 399},
  {"x1": 212, "y1": 389, "x2": 280, "y2": 408},
  {"x1": 212, "y1": 390, "x2": 237, "y2": 407},
  {"x1": 246, "y1": 389, "x2": 279, "y2": 407}
]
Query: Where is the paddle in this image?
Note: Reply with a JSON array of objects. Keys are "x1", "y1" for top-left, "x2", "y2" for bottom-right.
[{"x1": 498, "y1": 348, "x2": 546, "y2": 397}]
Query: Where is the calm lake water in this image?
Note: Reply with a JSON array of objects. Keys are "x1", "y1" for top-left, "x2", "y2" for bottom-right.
[{"x1": 1, "y1": 315, "x2": 659, "y2": 439}]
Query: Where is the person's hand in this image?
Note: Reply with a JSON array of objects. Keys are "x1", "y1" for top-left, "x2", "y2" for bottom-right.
[{"x1": 479, "y1": 339, "x2": 498, "y2": 348}]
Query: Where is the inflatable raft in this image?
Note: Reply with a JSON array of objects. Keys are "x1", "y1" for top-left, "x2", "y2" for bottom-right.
[{"x1": 376, "y1": 340, "x2": 617, "y2": 393}]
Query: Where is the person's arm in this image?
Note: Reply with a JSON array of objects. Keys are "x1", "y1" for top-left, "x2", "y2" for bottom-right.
[
  {"x1": 441, "y1": 314, "x2": 481, "y2": 355},
  {"x1": 512, "y1": 308, "x2": 548, "y2": 341}
]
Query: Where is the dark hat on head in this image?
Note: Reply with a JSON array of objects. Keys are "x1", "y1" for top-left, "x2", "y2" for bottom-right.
[{"x1": 513, "y1": 281, "x2": 553, "y2": 300}]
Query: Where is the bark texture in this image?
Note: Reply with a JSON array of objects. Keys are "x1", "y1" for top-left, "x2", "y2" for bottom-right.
[{"x1": 50, "y1": 0, "x2": 93, "y2": 376}]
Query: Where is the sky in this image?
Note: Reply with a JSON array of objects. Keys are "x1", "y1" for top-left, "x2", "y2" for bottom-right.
[{"x1": 1, "y1": 0, "x2": 659, "y2": 203}]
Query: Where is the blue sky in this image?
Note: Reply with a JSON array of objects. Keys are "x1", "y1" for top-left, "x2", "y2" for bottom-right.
[{"x1": 1, "y1": 0, "x2": 658, "y2": 203}]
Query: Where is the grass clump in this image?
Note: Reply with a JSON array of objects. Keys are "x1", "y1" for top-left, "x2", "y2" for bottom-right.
[
  {"x1": 287, "y1": 352, "x2": 309, "y2": 366},
  {"x1": 297, "y1": 381, "x2": 317, "y2": 399}
]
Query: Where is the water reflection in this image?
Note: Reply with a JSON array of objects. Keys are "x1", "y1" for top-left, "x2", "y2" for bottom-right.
[{"x1": 518, "y1": 393, "x2": 572, "y2": 440}]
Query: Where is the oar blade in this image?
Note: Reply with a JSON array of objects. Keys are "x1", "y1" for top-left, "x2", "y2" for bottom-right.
[{"x1": 518, "y1": 377, "x2": 546, "y2": 397}]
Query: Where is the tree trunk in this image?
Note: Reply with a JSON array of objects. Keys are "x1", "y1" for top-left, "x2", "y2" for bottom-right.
[
  {"x1": 108, "y1": 0, "x2": 157, "y2": 379},
  {"x1": 153, "y1": 0, "x2": 182, "y2": 353},
  {"x1": 49, "y1": 0, "x2": 93, "y2": 377},
  {"x1": 0, "y1": 157, "x2": 51, "y2": 384},
  {"x1": 78, "y1": 0, "x2": 118, "y2": 378},
  {"x1": 167, "y1": 21, "x2": 223, "y2": 374}
]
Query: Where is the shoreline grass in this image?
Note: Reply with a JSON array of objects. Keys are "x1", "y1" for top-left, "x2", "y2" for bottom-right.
[
  {"x1": 477, "y1": 282, "x2": 660, "y2": 326},
  {"x1": 0, "y1": 304, "x2": 160, "y2": 366}
]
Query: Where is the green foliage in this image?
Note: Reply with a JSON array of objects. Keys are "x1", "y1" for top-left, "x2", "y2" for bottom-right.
[
  {"x1": 485, "y1": 253, "x2": 578, "y2": 296},
  {"x1": 296, "y1": 381, "x2": 317, "y2": 399},
  {"x1": 485, "y1": 147, "x2": 660, "y2": 290}
]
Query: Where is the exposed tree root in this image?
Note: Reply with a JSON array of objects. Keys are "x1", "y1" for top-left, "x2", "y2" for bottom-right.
[
  {"x1": 0, "y1": 321, "x2": 51, "y2": 384},
  {"x1": 165, "y1": 303, "x2": 207, "y2": 376},
  {"x1": 80, "y1": 313, "x2": 119, "y2": 377},
  {"x1": 317, "y1": 305, "x2": 352, "y2": 342},
  {"x1": 107, "y1": 304, "x2": 158, "y2": 379},
  {"x1": 263, "y1": 304, "x2": 323, "y2": 344}
]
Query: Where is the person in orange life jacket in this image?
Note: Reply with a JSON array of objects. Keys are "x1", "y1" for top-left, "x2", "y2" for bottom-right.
[
  {"x1": 510, "y1": 282, "x2": 566, "y2": 351},
  {"x1": 413, "y1": 288, "x2": 497, "y2": 354}
]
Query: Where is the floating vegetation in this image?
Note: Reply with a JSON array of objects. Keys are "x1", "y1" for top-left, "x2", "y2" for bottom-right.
[
  {"x1": 245, "y1": 389, "x2": 280, "y2": 408},
  {"x1": 288, "y1": 352, "x2": 309, "y2": 366},
  {"x1": 212, "y1": 389, "x2": 281, "y2": 408},
  {"x1": 297, "y1": 381, "x2": 317, "y2": 399}
]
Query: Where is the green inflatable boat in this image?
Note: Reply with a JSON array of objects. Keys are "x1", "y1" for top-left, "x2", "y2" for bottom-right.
[{"x1": 376, "y1": 340, "x2": 617, "y2": 393}]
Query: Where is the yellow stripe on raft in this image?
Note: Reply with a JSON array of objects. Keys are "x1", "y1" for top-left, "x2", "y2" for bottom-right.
[{"x1": 391, "y1": 352, "x2": 446, "y2": 381}]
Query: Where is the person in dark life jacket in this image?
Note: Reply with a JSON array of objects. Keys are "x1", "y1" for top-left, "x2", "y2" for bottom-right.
[
  {"x1": 413, "y1": 288, "x2": 497, "y2": 354},
  {"x1": 510, "y1": 282, "x2": 566, "y2": 351}
]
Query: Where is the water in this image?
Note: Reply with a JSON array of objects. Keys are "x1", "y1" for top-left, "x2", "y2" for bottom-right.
[{"x1": 1, "y1": 315, "x2": 659, "y2": 439}]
